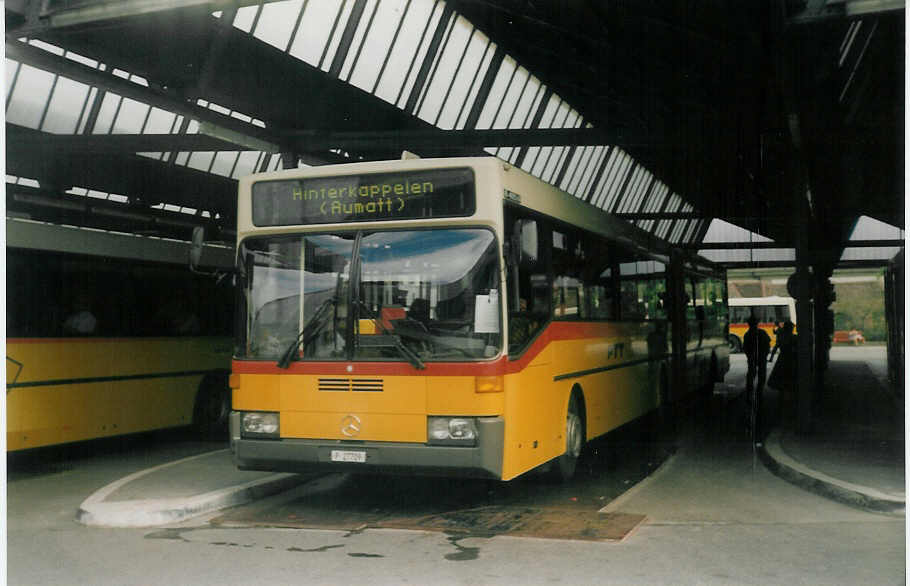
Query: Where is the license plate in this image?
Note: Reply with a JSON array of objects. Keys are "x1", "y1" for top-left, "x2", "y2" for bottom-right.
[{"x1": 331, "y1": 449, "x2": 366, "y2": 463}]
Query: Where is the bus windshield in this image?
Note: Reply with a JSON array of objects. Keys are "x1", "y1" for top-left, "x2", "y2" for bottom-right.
[{"x1": 238, "y1": 228, "x2": 502, "y2": 363}]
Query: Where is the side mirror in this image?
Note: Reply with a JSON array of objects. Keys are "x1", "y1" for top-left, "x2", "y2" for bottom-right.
[
  {"x1": 517, "y1": 219, "x2": 538, "y2": 267},
  {"x1": 189, "y1": 226, "x2": 205, "y2": 272},
  {"x1": 189, "y1": 226, "x2": 232, "y2": 281}
]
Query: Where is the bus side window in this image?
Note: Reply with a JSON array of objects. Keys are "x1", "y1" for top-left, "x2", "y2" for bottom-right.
[{"x1": 505, "y1": 208, "x2": 549, "y2": 352}]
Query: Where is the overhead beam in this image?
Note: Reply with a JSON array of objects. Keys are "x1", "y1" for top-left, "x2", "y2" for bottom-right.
[
  {"x1": 7, "y1": 0, "x2": 267, "y2": 35},
  {"x1": 282, "y1": 126, "x2": 656, "y2": 152},
  {"x1": 8, "y1": 123, "x2": 667, "y2": 156},
  {"x1": 6, "y1": 39, "x2": 283, "y2": 152},
  {"x1": 716, "y1": 259, "x2": 898, "y2": 269},
  {"x1": 684, "y1": 240, "x2": 903, "y2": 250},
  {"x1": 787, "y1": 0, "x2": 905, "y2": 24},
  {"x1": 8, "y1": 124, "x2": 243, "y2": 154}
]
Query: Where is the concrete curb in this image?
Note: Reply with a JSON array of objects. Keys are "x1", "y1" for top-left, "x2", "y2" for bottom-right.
[
  {"x1": 76, "y1": 449, "x2": 304, "y2": 527},
  {"x1": 759, "y1": 430, "x2": 905, "y2": 516},
  {"x1": 598, "y1": 447, "x2": 679, "y2": 515}
]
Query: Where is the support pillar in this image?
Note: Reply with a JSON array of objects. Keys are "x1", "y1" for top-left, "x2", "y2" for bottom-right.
[{"x1": 793, "y1": 198, "x2": 814, "y2": 434}]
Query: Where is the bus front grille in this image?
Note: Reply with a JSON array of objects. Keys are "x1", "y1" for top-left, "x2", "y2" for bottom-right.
[{"x1": 318, "y1": 378, "x2": 384, "y2": 392}]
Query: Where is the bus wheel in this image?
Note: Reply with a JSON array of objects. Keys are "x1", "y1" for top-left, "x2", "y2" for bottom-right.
[
  {"x1": 194, "y1": 371, "x2": 230, "y2": 440},
  {"x1": 727, "y1": 334, "x2": 741, "y2": 353},
  {"x1": 550, "y1": 394, "x2": 585, "y2": 482}
]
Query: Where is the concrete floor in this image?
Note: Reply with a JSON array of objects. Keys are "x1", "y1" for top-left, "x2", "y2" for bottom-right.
[{"x1": 6, "y1": 349, "x2": 905, "y2": 585}]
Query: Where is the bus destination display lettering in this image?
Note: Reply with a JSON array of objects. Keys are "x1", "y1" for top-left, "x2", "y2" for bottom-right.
[
  {"x1": 292, "y1": 179, "x2": 434, "y2": 218},
  {"x1": 252, "y1": 168, "x2": 475, "y2": 226}
]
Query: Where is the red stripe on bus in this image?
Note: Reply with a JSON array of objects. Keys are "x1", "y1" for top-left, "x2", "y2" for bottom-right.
[
  {"x1": 7, "y1": 337, "x2": 203, "y2": 344},
  {"x1": 231, "y1": 320, "x2": 634, "y2": 377}
]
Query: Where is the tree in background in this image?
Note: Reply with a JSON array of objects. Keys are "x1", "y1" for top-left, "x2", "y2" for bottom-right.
[{"x1": 831, "y1": 275, "x2": 886, "y2": 341}]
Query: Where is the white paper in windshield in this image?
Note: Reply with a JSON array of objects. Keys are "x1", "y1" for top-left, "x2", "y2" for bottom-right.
[{"x1": 474, "y1": 290, "x2": 500, "y2": 333}]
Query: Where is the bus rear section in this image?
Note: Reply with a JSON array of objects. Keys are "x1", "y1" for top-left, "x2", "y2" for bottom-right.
[
  {"x1": 6, "y1": 219, "x2": 234, "y2": 451},
  {"x1": 727, "y1": 296, "x2": 796, "y2": 352}
]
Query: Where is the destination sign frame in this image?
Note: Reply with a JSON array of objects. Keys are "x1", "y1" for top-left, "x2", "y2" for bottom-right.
[{"x1": 251, "y1": 167, "x2": 476, "y2": 226}]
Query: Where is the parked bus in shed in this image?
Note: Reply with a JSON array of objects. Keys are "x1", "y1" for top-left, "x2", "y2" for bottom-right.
[
  {"x1": 229, "y1": 157, "x2": 729, "y2": 481},
  {"x1": 727, "y1": 296, "x2": 796, "y2": 353},
  {"x1": 6, "y1": 218, "x2": 234, "y2": 451}
]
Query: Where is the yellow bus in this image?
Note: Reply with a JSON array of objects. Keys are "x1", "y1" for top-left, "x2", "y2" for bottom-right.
[
  {"x1": 229, "y1": 157, "x2": 729, "y2": 481},
  {"x1": 727, "y1": 296, "x2": 796, "y2": 353},
  {"x1": 6, "y1": 218, "x2": 234, "y2": 451}
]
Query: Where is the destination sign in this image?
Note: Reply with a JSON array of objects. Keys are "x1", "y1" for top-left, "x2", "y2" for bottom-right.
[{"x1": 251, "y1": 167, "x2": 475, "y2": 226}]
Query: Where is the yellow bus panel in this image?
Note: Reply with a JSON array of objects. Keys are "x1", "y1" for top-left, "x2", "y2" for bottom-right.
[{"x1": 7, "y1": 337, "x2": 230, "y2": 451}]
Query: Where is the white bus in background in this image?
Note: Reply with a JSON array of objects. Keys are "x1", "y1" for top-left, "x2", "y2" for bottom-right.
[{"x1": 727, "y1": 296, "x2": 796, "y2": 353}]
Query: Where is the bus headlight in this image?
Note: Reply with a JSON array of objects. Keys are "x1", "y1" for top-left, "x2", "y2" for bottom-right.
[
  {"x1": 427, "y1": 417, "x2": 477, "y2": 446},
  {"x1": 241, "y1": 411, "x2": 279, "y2": 438}
]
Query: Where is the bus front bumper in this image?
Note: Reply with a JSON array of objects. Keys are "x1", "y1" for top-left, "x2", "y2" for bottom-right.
[{"x1": 230, "y1": 412, "x2": 504, "y2": 479}]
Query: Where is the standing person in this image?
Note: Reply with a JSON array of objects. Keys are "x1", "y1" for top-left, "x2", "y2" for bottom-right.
[
  {"x1": 768, "y1": 321, "x2": 797, "y2": 418},
  {"x1": 743, "y1": 314, "x2": 771, "y2": 443},
  {"x1": 768, "y1": 321, "x2": 783, "y2": 361}
]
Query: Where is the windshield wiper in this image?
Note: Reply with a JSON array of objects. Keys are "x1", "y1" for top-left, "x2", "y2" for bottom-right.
[
  {"x1": 355, "y1": 301, "x2": 425, "y2": 370},
  {"x1": 357, "y1": 334, "x2": 425, "y2": 370},
  {"x1": 276, "y1": 297, "x2": 336, "y2": 369}
]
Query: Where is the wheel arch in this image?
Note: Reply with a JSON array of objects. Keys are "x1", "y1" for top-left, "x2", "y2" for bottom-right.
[
  {"x1": 193, "y1": 368, "x2": 231, "y2": 438},
  {"x1": 568, "y1": 383, "x2": 587, "y2": 439}
]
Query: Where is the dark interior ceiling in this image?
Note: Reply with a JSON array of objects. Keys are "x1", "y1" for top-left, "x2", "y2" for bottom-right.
[{"x1": 5, "y1": 0, "x2": 904, "y2": 267}]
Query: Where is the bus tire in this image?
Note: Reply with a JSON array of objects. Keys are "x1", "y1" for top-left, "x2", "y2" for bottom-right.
[
  {"x1": 727, "y1": 334, "x2": 741, "y2": 353},
  {"x1": 549, "y1": 390, "x2": 585, "y2": 483},
  {"x1": 194, "y1": 370, "x2": 230, "y2": 440}
]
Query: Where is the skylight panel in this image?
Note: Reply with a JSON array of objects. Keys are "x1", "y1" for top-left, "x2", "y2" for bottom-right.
[
  {"x1": 6, "y1": 59, "x2": 21, "y2": 102},
  {"x1": 41, "y1": 76, "x2": 91, "y2": 133},
  {"x1": 578, "y1": 146, "x2": 608, "y2": 201},
  {"x1": 110, "y1": 97, "x2": 151, "y2": 134},
  {"x1": 90, "y1": 92, "x2": 122, "y2": 133},
  {"x1": 63, "y1": 51, "x2": 99, "y2": 69},
  {"x1": 563, "y1": 145, "x2": 595, "y2": 196},
  {"x1": 645, "y1": 184, "x2": 668, "y2": 213},
  {"x1": 339, "y1": 0, "x2": 384, "y2": 82},
  {"x1": 839, "y1": 20, "x2": 862, "y2": 67},
  {"x1": 682, "y1": 219, "x2": 702, "y2": 243},
  {"x1": 209, "y1": 152, "x2": 240, "y2": 178},
  {"x1": 233, "y1": 152, "x2": 265, "y2": 179},
  {"x1": 432, "y1": 25, "x2": 491, "y2": 129},
  {"x1": 27, "y1": 39, "x2": 64, "y2": 56},
  {"x1": 187, "y1": 152, "x2": 217, "y2": 173},
  {"x1": 319, "y1": 0, "x2": 357, "y2": 72},
  {"x1": 840, "y1": 215, "x2": 904, "y2": 262},
  {"x1": 667, "y1": 219, "x2": 686, "y2": 243},
  {"x1": 232, "y1": 5, "x2": 258, "y2": 33},
  {"x1": 599, "y1": 151, "x2": 633, "y2": 211},
  {"x1": 617, "y1": 166, "x2": 647, "y2": 213},
  {"x1": 144, "y1": 108, "x2": 178, "y2": 134},
  {"x1": 371, "y1": 1, "x2": 443, "y2": 107},
  {"x1": 6, "y1": 63, "x2": 55, "y2": 129},
  {"x1": 452, "y1": 39, "x2": 494, "y2": 129},
  {"x1": 285, "y1": 0, "x2": 344, "y2": 66},
  {"x1": 701, "y1": 218, "x2": 773, "y2": 243},
  {"x1": 252, "y1": 0, "x2": 303, "y2": 51},
  {"x1": 417, "y1": 16, "x2": 476, "y2": 126},
  {"x1": 16, "y1": 177, "x2": 41, "y2": 188},
  {"x1": 476, "y1": 55, "x2": 518, "y2": 129}
]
